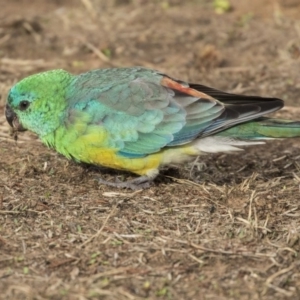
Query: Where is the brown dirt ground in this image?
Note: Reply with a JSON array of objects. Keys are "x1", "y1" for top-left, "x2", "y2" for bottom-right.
[{"x1": 0, "y1": 0, "x2": 300, "y2": 299}]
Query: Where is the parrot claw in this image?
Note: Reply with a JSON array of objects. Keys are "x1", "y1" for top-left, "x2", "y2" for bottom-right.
[{"x1": 97, "y1": 176, "x2": 153, "y2": 190}]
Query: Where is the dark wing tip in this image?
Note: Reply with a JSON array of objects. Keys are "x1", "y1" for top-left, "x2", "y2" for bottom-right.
[{"x1": 190, "y1": 83, "x2": 284, "y2": 113}]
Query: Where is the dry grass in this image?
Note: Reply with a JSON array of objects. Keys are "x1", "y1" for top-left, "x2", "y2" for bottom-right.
[{"x1": 0, "y1": 0, "x2": 300, "y2": 299}]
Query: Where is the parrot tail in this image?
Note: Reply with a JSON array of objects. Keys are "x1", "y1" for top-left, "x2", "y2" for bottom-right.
[
  {"x1": 216, "y1": 117, "x2": 300, "y2": 139},
  {"x1": 193, "y1": 117, "x2": 300, "y2": 153}
]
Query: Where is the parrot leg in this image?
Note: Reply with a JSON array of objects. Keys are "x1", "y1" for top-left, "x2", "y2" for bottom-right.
[{"x1": 97, "y1": 175, "x2": 154, "y2": 190}]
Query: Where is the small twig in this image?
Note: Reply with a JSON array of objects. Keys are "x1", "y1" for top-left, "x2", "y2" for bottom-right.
[
  {"x1": 75, "y1": 36, "x2": 113, "y2": 64},
  {"x1": 80, "y1": 0, "x2": 97, "y2": 18},
  {"x1": 0, "y1": 210, "x2": 25, "y2": 214},
  {"x1": 160, "y1": 236, "x2": 275, "y2": 258},
  {"x1": 265, "y1": 264, "x2": 296, "y2": 286},
  {"x1": 248, "y1": 190, "x2": 256, "y2": 222},
  {"x1": 165, "y1": 175, "x2": 204, "y2": 188},
  {"x1": 102, "y1": 189, "x2": 143, "y2": 198},
  {"x1": 78, "y1": 203, "x2": 119, "y2": 248},
  {"x1": 190, "y1": 242, "x2": 272, "y2": 257},
  {"x1": 0, "y1": 34, "x2": 11, "y2": 46},
  {"x1": 265, "y1": 283, "x2": 294, "y2": 297},
  {"x1": 84, "y1": 41, "x2": 111, "y2": 63},
  {"x1": 188, "y1": 254, "x2": 204, "y2": 264},
  {"x1": 0, "y1": 209, "x2": 47, "y2": 215},
  {"x1": 264, "y1": 264, "x2": 297, "y2": 296}
]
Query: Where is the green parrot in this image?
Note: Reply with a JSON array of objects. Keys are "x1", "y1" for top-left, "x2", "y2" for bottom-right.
[{"x1": 5, "y1": 67, "x2": 300, "y2": 189}]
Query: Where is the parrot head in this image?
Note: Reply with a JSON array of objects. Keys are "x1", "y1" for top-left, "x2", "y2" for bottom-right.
[{"x1": 6, "y1": 69, "x2": 72, "y2": 137}]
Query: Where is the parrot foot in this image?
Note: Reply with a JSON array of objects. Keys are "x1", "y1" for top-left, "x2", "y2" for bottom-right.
[{"x1": 98, "y1": 176, "x2": 153, "y2": 190}]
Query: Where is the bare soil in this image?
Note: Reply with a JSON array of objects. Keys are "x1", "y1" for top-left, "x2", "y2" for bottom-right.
[{"x1": 0, "y1": 0, "x2": 300, "y2": 299}]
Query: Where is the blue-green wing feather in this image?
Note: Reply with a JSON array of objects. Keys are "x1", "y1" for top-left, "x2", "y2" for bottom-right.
[
  {"x1": 66, "y1": 67, "x2": 283, "y2": 157},
  {"x1": 67, "y1": 68, "x2": 189, "y2": 156}
]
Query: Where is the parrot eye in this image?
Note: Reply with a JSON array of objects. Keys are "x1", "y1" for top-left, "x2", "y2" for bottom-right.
[{"x1": 19, "y1": 100, "x2": 30, "y2": 111}]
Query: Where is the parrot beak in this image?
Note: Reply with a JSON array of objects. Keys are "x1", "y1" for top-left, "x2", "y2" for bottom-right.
[
  {"x1": 5, "y1": 104, "x2": 15, "y2": 127},
  {"x1": 5, "y1": 104, "x2": 26, "y2": 131}
]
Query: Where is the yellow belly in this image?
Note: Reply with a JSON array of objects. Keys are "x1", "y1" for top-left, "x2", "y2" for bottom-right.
[
  {"x1": 74, "y1": 144, "x2": 199, "y2": 176},
  {"x1": 82, "y1": 147, "x2": 162, "y2": 175}
]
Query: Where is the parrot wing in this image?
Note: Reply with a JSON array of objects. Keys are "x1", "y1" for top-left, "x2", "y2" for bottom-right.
[{"x1": 68, "y1": 68, "x2": 283, "y2": 157}]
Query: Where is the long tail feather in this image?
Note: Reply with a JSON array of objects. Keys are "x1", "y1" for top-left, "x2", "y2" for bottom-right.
[{"x1": 215, "y1": 117, "x2": 300, "y2": 139}]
